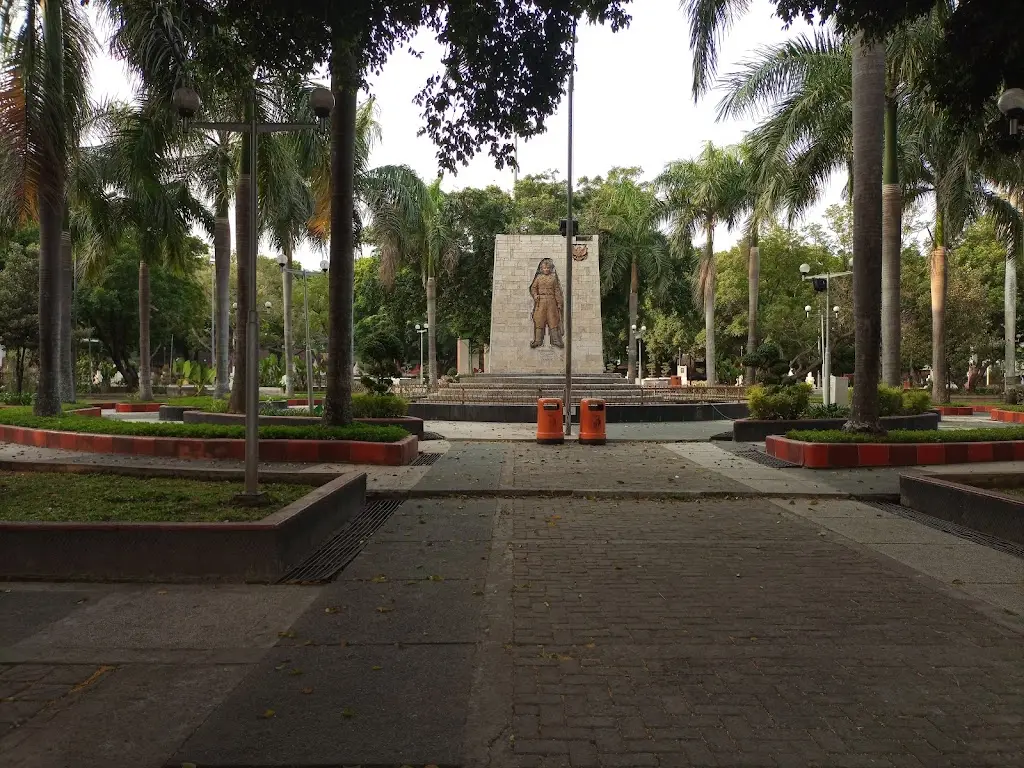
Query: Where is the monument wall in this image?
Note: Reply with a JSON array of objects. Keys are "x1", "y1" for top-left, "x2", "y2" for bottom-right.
[{"x1": 487, "y1": 234, "x2": 604, "y2": 374}]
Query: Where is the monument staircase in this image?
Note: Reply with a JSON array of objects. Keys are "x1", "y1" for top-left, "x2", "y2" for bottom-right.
[{"x1": 404, "y1": 374, "x2": 745, "y2": 405}]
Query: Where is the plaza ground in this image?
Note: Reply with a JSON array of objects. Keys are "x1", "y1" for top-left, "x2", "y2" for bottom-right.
[{"x1": 1, "y1": 428, "x2": 1022, "y2": 767}]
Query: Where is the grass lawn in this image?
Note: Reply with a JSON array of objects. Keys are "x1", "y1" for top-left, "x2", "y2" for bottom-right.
[{"x1": 0, "y1": 471, "x2": 311, "y2": 523}]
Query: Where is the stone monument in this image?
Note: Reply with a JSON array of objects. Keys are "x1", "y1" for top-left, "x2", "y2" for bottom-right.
[{"x1": 487, "y1": 234, "x2": 604, "y2": 374}]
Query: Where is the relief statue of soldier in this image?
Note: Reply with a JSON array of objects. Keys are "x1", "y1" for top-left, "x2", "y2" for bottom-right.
[{"x1": 529, "y1": 257, "x2": 564, "y2": 349}]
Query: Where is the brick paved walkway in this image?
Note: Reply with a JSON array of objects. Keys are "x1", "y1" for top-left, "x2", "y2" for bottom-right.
[{"x1": 467, "y1": 498, "x2": 1024, "y2": 767}]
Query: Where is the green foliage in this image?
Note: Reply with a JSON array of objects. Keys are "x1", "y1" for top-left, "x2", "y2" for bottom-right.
[
  {"x1": 742, "y1": 342, "x2": 791, "y2": 385},
  {"x1": 786, "y1": 427, "x2": 1024, "y2": 444},
  {"x1": 901, "y1": 389, "x2": 932, "y2": 415},
  {"x1": 0, "y1": 237, "x2": 39, "y2": 394},
  {"x1": 747, "y1": 383, "x2": 813, "y2": 420},
  {"x1": 0, "y1": 408, "x2": 408, "y2": 443},
  {"x1": 806, "y1": 402, "x2": 850, "y2": 419},
  {"x1": 877, "y1": 385, "x2": 905, "y2": 418},
  {"x1": 167, "y1": 396, "x2": 231, "y2": 413},
  {"x1": 259, "y1": 354, "x2": 284, "y2": 389},
  {"x1": 0, "y1": 392, "x2": 33, "y2": 406},
  {"x1": 351, "y1": 394, "x2": 409, "y2": 419},
  {"x1": 174, "y1": 360, "x2": 215, "y2": 394},
  {"x1": 0, "y1": 472, "x2": 309, "y2": 523}
]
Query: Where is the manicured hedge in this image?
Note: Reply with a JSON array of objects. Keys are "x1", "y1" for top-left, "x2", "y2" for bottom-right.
[
  {"x1": 786, "y1": 426, "x2": 1024, "y2": 444},
  {"x1": 0, "y1": 407, "x2": 407, "y2": 443}
]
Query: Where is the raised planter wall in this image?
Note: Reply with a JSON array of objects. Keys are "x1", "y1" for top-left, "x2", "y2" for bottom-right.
[
  {"x1": 767, "y1": 434, "x2": 1024, "y2": 468},
  {"x1": 408, "y1": 401, "x2": 749, "y2": 423},
  {"x1": 990, "y1": 408, "x2": 1024, "y2": 423},
  {"x1": 0, "y1": 473, "x2": 366, "y2": 582},
  {"x1": 0, "y1": 424, "x2": 418, "y2": 465},
  {"x1": 115, "y1": 402, "x2": 164, "y2": 413},
  {"x1": 733, "y1": 411, "x2": 940, "y2": 442},
  {"x1": 899, "y1": 474, "x2": 1024, "y2": 546},
  {"x1": 181, "y1": 410, "x2": 423, "y2": 438}
]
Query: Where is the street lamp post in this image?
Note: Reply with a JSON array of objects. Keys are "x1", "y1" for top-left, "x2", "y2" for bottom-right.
[
  {"x1": 800, "y1": 262, "x2": 852, "y2": 405},
  {"x1": 173, "y1": 83, "x2": 334, "y2": 500},
  {"x1": 278, "y1": 256, "x2": 329, "y2": 409},
  {"x1": 631, "y1": 323, "x2": 647, "y2": 386},
  {"x1": 415, "y1": 323, "x2": 428, "y2": 384}
]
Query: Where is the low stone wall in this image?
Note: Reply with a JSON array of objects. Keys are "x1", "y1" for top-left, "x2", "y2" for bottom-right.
[
  {"x1": 158, "y1": 405, "x2": 196, "y2": 421},
  {"x1": 408, "y1": 401, "x2": 748, "y2": 423},
  {"x1": 767, "y1": 434, "x2": 1024, "y2": 468},
  {"x1": 0, "y1": 473, "x2": 366, "y2": 582},
  {"x1": 182, "y1": 410, "x2": 424, "y2": 438},
  {"x1": 899, "y1": 473, "x2": 1024, "y2": 545},
  {"x1": 115, "y1": 402, "x2": 163, "y2": 413},
  {"x1": 733, "y1": 412, "x2": 940, "y2": 442}
]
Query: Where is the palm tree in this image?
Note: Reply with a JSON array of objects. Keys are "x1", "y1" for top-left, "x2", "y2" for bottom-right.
[
  {"x1": 658, "y1": 143, "x2": 746, "y2": 385},
  {"x1": 586, "y1": 174, "x2": 669, "y2": 381},
  {"x1": 0, "y1": 0, "x2": 93, "y2": 415}
]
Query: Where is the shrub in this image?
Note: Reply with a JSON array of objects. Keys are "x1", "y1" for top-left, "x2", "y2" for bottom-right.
[
  {"x1": 900, "y1": 389, "x2": 931, "y2": 415},
  {"x1": 786, "y1": 426, "x2": 1024, "y2": 444},
  {"x1": 352, "y1": 393, "x2": 409, "y2": 418},
  {"x1": 877, "y1": 384, "x2": 904, "y2": 417},
  {"x1": 0, "y1": 407, "x2": 407, "y2": 442},
  {"x1": 167, "y1": 396, "x2": 230, "y2": 413},
  {"x1": 741, "y1": 343, "x2": 790, "y2": 385},
  {"x1": 747, "y1": 383, "x2": 812, "y2": 420},
  {"x1": 0, "y1": 392, "x2": 32, "y2": 406},
  {"x1": 805, "y1": 402, "x2": 849, "y2": 419}
]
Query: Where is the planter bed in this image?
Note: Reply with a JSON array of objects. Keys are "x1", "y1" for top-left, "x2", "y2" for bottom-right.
[
  {"x1": 934, "y1": 405, "x2": 996, "y2": 416},
  {"x1": 183, "y1": 410, "x2": 424, "y2": 439},
  {"x1": 899, "y1": 472, "x2": 1024, "y2": 546},
  {"x1": 989, "y1": 408, "x2": 1024, "y2": 423},
  {"x1": 0, "y1": 472, "x2": 366, "y2": 582},
  {"x1": 767, "y1": 434, "x2": 1024, "y2": 468},
  {"x1": 733, "y1": 411, "x2": 939, "y2": 442},
  {"x1": 0, "y1": 424, "x2": 418, "y2": 465},
  {"x1": 115, "y1": 402, "x2": 164, "y2": 413}
]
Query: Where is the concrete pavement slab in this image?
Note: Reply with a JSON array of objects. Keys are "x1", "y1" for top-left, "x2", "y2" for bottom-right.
[
  {"x1": 375, "y1": 498, "x2": 498, "y2": 542},
  {"x1": 414, "y1": 442, "x2": 507, "y2": 492},
  {"x1": 173, "y1": 644, "x2": 474, "y2": 767},
  {"x1": 0, "y1": 590, "x2": 93, "y2": 646},
  {"x1": 340, "y1": 539, "x2": 492, "y2": 581}
]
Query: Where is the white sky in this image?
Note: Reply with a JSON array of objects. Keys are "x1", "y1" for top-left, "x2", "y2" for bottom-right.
[{"x1": 85, "y1": 0, "x2": 844, "y2": 269}]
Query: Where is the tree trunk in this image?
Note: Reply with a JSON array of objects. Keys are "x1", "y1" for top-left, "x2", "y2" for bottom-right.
[
  {"x1": 138, "y1": 259, "x2": 153, "y2": 401},
  {"x1": 426, "y1": 276, "x2": 439, "y2": 387},
  {"x1": 847, "y1": 34, "x2": 885, "y2": 432},
  {"x1": 323, "y1": 41, "x2": 358, "y2": 426},
  {"x1": 214, "y1": 212, "x2": 231, "y2": 398},
  {"x1": 704, "y1": 226, "x2": 716, "y2": 385},
  {"x1": 745, "y1": 226, "x2": 760, "y2": 384},
  {"x1": 59, "y1": 228, "x2": 74, "y2": 401},
  {"x1": 229, "y1": 118, "x2": 252, "y2": 414},
  {"x1": 35, "y1": 195, "x2": 62, "y2": 416},
  {"x1": 930, "y1": 202, "x2": 948, "y2": 404},
  {"x1": 881, "y1": 97, "x2": 902, "y2": 387},
  {"x1": 627, "y1": 259, "x2": 638, "y2": 381},
  {"x1": 283, "y1": 242, "x2": 295, "y2": 396},
  {"x1": 1006, "y1": 241, "x2": 1018, "y2": 392}
]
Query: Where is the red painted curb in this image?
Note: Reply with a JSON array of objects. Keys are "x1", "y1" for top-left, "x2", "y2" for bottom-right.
[
  {"x1": 766, "y1": 435, "x2": 1024, "y2": 468},
  {"x1": 68, "y1": 407, "x2": 102, "y2": 418},
  {"x1": 0, "y1": 425, "x2": 416, "y2": 465},
  {"x1": 287, "y1": 398, "x2": 324, "y2": 407},
  {"x1": 114, "y1": 402, "x2": 163, "y2": 413}
]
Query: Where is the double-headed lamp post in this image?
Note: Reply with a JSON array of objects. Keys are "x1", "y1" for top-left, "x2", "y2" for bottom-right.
[
  {"x1": 278, "y1": 256, "x2": 329, "y2": 409},
  {"x1": 800, "y1": 261, "x2": 852, "y2": 406},
  {"x1": 172, "y1": 83, "x2": 334, "y2": 500},
  {"x1": 415, "y1": 323, "x2": 429, "y2": 383},
  {"x1": 631, "y1": 323, "x2": 647, "y2": 385}
]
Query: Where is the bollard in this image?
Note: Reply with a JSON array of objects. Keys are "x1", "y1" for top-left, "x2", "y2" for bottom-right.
[
  {"x1": 579, "y1": 398, "x2": 607, "y2": 445},
  {"x1": 536, "y1": 398, "x2": 564, "y2": 444}
]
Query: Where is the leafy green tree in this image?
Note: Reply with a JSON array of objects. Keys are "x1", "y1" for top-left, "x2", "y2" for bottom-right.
[
  {"x1": 0, "y1": 238, "x2": 39, "y2": 393},
  {"x1": 659, "y1": 143, "x2": 746, "y2": 384}
]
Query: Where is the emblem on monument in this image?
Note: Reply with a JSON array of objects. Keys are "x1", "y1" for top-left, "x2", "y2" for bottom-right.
[{"x1": 572, "y1": 244, "x2": 588, "y2": 261}]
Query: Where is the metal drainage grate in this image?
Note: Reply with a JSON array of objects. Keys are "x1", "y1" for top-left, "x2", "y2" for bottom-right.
[
  {"x1": 863, "y1": 500, "x2": 1024, "y2": 560},
  {"x1": 412, "y1": 452, "x2": 444, "y2": 466},
  {"x1": 726, "y1": 445, "x2": 800, "y2": 469},
  {"x1": 280, "y1": 499, "x2": 404, "y2": 584}
]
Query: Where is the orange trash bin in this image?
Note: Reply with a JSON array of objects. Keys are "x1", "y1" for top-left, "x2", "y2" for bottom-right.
[
  {"x1": 536, "y1": 398, "x2": 565, "y2": 444},
  {"x1": 579, "y1": 398, "x2": 607, "y2": 445},
  {"x1": 669, "y1": 375, "x2": 682, "y2": 387}
]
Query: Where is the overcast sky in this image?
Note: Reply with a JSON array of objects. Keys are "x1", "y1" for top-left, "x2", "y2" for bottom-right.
[{"x1": 85, "y1": 0, "x2": 844, "y2": 269}]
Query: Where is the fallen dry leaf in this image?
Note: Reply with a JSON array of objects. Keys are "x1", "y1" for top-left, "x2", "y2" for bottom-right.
[{"x1": 260, "y1": 709, "x2": 276, "y2": 719}]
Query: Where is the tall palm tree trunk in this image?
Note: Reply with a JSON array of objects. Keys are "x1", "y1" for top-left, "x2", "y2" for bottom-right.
[
  {"x1": 881, "y1": 97, "x2": 902, "y2": 387},
  {"x1": 627, "y1": 259, "x2": 638, "y2": 381},
  {"x1": 59, "y1": 227, "x2": 74, "y2": 401},
  {"x1": 745, "y1": 226, "x2": 760, "y2": 384},
  {"x1": 229, "y1": 118, "x2": 253, "y2": 414},
  {"x1": 1005, "y1": 240, "x2": 1017, "y2": 393},
  {"x1": 323, "y1": 41, "x2": 358, "y2": 426},
  {"x1": 35, "y1": 194, "x2": 63, "y2": 416},
  {"x1": 138, "y1": 259, "x2": 153, "y2": 401},
  {"x1": 848, "y1": 34, "x2": 885, "y2": 432},
  {"x1": 931, "y1": 209, "x2": 948, "y2": 403},
  {"x1": 213, "y1": 210, "x2": 231, "y2": 398},
  {"x1": 703, "y1": 225, "x2": 717, "y2": 385},
  {"x1": 426, "y1": 275, "x2": 438, "y2": 388},
  {"x1": 282, "y1": 243, "x2": 295, "y2": 397}
]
